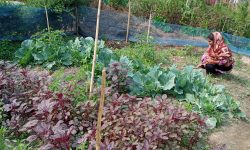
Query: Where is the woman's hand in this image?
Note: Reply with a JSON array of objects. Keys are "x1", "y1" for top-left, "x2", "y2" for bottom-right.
[
  {"x1": 195, "y1": 64, "x2": 204, "y2": 69},
  {"x1": 210, "y1": 52, "x2": 217, "y2": 58},
  {"x1": 218, "y1": 53, "x2": 230, "y2": 57}
]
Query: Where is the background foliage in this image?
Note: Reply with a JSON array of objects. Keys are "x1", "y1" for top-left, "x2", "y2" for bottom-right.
[{"x1": 108, "y1": 0, "x2": 250, "y2": 38}]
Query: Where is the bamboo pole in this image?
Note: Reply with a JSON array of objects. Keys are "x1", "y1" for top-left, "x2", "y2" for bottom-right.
[
  {"x1": 89, "y1": 0, "x2": 102, "y2": 98},
  {"x1": 125, "y1": 0, "x2": 131, "y2": 43},
  {"x1": 147, "y1": 12, "x2": 152, "y2": 43},
  {"x1": 96, "y1": 68, "x2": 106, "y2": 150},
  {"x1": 45, "y1": 5, "x2": 50, "y2": 33},
  {"x1": 75, "y1": 3, "x2": 79, "y2": 36}
]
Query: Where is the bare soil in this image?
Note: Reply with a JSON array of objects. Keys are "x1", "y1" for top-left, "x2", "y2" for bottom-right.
[{"x1": 208, "y1": 67, "x2": 250, "y2": 150}]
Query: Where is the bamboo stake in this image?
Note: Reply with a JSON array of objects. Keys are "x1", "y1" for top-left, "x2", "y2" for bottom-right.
[
  {"x1": 45, "y1": 5, "x2": 50, "y2": 33},
  {"x1": 96, "y1": 68, "x2": 106, "y2": 150},
  {"x1": 125, "y1": 0, "x2": 131, "y2": 43},
  {"x1": 75, "y1": 3, "x2": 79, "y2": 36},
  {"x1": 147, "y1": 12, "x2": 152, "y2": 43},
  {"x1": 89, "y1": 0, "x2": 102, "y2": 98}
]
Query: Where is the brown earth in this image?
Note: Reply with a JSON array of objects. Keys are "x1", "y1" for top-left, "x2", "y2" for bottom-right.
[{"x1": 208, "y1": 65, "x2": 250, "y2": 150}]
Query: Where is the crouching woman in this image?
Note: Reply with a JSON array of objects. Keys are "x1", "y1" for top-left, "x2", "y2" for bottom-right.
[{"x1": 197, "y1": 32, "x2": 234, "y2": 74}]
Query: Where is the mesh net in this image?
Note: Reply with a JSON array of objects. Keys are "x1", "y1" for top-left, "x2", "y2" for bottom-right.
[
  {"x1": 0, "y1": 5, "x2": 74, "y2": 40},
  {"x1": 0, "y1": 4, "x2": 250, "y2": 56}
]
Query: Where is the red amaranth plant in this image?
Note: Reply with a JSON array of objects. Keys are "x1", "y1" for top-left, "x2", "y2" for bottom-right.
[
  {"x1": 107, "y1": 62, "x2": 130, "y2": 94},
  {"x1": 1, "y1": 64, "x2": 206, "y2": 149},
  {"x1": 78, "y1": 94, "x2": 206, "y2": 149},
  {"x1": 0, "y1": 65, "x2": 76, "y2": 149}
]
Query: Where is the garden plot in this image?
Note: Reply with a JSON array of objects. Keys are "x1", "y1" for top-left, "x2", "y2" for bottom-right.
[{"x1": 0, "y1": 31, "x2": 248, "y2": 149}]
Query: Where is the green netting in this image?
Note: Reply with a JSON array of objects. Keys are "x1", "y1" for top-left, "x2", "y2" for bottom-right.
[
  {"x1": 0, "y1": 5, "x2": 74, "y2": 40},
  {"x1": 0, "y1": 4, "x2": 250, "y2": 56},
  {"x1": 152, "y1": 20, "x2": 250, "y2": 56}
]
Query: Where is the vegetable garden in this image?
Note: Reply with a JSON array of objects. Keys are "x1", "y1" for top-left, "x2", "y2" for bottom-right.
[{"x1": 0, "y1": 0, "x2": 250, "y2": 150}]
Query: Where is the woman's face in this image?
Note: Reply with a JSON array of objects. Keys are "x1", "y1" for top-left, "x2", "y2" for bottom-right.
[{"x1": 208, "y1": 39, "x2": 213, "y2": 46}]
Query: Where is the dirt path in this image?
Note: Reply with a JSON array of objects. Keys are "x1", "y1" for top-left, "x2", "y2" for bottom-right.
[
  {"x1": 209, "y1": 121, "x2": 250, "y2": 150},
  {"x1": 208, "y1": 56, "x2": 250, "y2": 150}
]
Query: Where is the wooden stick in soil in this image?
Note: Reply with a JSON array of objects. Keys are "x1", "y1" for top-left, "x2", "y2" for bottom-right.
[
  {"x1": 89, "y1": 0, "x2": 102, "y2": 98},
  {"x1": 75, "y1": 3, "x2": 79, "y2": 36},
  {"x1": 147, "y1": 12, "x2": 152, "y2": 43},
  {"x1": 96, "y1": 68, "x2": 106, "y2": 150},
  {"x1": 45, "y1": 5, "x2": 50, "y2": 33},
  {"x1": 125, "y1": 0, "x2": 131, "y2": 43}
]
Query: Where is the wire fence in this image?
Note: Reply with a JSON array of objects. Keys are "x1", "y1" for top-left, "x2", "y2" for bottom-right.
[{"x1": 0, "y1": 4, "x2": 250, "y2": 56}]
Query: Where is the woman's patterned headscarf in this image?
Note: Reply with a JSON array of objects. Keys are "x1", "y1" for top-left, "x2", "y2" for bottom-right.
[
  {"x1": 207, "y1": 32, "x2": 232, "y2": 57},
  {"x1": 201, "y1": 32, "x2": 234, "y2": 67}
]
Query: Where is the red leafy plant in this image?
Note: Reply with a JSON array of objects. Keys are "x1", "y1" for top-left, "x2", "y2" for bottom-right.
[
  {"x1": 0, "y1": 64, "x2": 98, "y2": 149},
  {"x1": 0, "y1": 65, "x2": 78, "y2": 149},
  {"x1": 78, "y1": 94, "x2": 206, "y2": 149},
  {"x1": 18, "y1": 92, "x2": 73, "y2": 148},
  {"x1": 0, "y1": 65, "x2": 51, "y2": 132},
  {"x1": 1, "y1": 64, "x2": 206, "y2": 150},
  {"x1": 106, "y1": 62, "x2": 131, "y2": 94}
]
